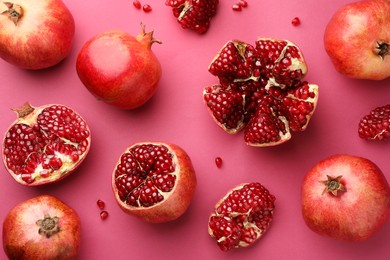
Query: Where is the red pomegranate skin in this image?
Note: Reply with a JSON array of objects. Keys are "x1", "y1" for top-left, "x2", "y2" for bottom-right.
[
  {"x1": 0, "y1": 0, "x2": 75, "y2": 69},
  {"x1": 302, "y1": 154, "x2": 390, "y2": 241},
  {"x1": 2, "y1": 195, "x2": 81, "y2": 259},
  {"x1": 76, "y1": 29, "x2": 162, "y2": 109}
]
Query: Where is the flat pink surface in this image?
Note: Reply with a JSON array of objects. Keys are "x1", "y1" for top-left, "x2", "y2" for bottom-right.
[{"x1": 1, "y1": 0, "x2": 390, "y2": 259}]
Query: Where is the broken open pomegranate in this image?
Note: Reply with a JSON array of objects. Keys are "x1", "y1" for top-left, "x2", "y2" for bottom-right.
[{"x1": 203, "y1": 38, "x2": 319, "y2": 146}]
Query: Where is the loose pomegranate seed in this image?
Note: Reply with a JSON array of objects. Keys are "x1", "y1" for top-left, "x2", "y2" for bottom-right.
[
  {"x1": 292, "y1": 17, "x2": 301, "y2": 26},
  {"x1": 232, "y1": 4, "x2": 242, "y2": 11},
  {"x1": 215, "y1": 157, "x2": 223, "y2": 168},
  {"x1": 97, "y1": 199, "x2": 105, "y2": 210},
  {"x1": 100, "y1": 211, "x2": 109, "y2": 220},
  {"x1": 238, "y1": 0, "x2": 248, "y2": 8},
  {"x1": 143, "y1": 4, "x2": 152, "y2": 12},
  {"x1": 133, "y1": 0, "x2": 141, "y2": 9}
]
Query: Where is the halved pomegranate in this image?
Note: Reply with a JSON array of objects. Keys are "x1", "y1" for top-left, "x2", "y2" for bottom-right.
[
  {"x1": 112, "y1": 142, "x2": 197, "y2": 223},
  {"x1": 208, "y1": 182, "x2": 276, "y2": 251},
  {"x1": 2, "y1": 103, "x2": 91, "y2": 186},
  {"x1": 203, "y1": 38, "x2": 319, "y2": 146}
]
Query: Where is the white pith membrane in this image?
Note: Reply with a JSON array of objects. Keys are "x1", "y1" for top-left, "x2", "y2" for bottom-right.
[
  {"x1": 113, "y1": 143, "x2": 179, "y2": 209},
  {"x1": 2, "y1": 103, "x2": 90, "y2": 185},
  {"x1": 203, "y1": 38, "x2": 319, "y2": 146},
  {"x1": 208, "y1": 183, "x2": 276, "y2": 251}
]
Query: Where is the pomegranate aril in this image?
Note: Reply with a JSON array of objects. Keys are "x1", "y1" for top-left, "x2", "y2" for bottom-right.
[
  {"x1": 143, "y1": 4, "x2": 152, "y2": 12},
  {"x1": 97, "y1": 200, "x2": 105, "y2": 210},
  {"x1": 215, "y1": 157, "x2": 223, "y2": 168},
  {"x1": 100, "y1": 211, "x2": 109, "y2": 220},
  {"x1": 232, "y1": 4, "x2": 242, "y2": 11},
  {"x1": 292, "y1": 17, "x2": 301, "y2": 26},
  {"x1": 238, "y1": 0, "x2": 248, "y2": 8},
  {"x1": 133, "y1": 0, "x2": 141, "y2": 9}
]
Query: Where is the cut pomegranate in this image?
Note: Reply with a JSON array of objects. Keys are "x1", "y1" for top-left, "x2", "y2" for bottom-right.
[
  {"x1": 208, "y1": 182, "x2": 276, "y2": 251},
  {"x1": 97, "y1": 199, "x2": 105, "y2": 210},
  {"x1": 165, "y1": 0, "x2": 219, "y2": 34},
  {"x1": 2, "y1": 103, "x2": 91, "y2": 186},
  {"x1": 112, "y1": 142, "x2": 197, "y2": 223},
  {"x1": 203, "y1": 38, "x2": 319, "y2": 146},
  {"x1": 358, "y1": 104, "x2": 390, "y2": 141},
  {"x1": 215, "y1": 157, "x2": 223, "y2": 168},
  {"x1": 100, "y1": 211, "x2": 109, "y2": 220}
]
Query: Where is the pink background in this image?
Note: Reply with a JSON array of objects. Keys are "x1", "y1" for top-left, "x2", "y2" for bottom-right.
[{"x1": 1, "y1": 0, "x2": 390, "y2": 259}]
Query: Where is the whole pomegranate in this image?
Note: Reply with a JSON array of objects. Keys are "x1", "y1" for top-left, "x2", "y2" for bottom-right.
[
  {"x1": 324, "y1": 0, "x2": 390, "y2": 80},
  {"x1": 76, "y1": 24, "x2": 162, "y2": 109},
  {"x1": 3, "y1": 195, "x2": 81, "y2": 260},
  {"x1": 0, "y1": 0, "x2": 75, "y2": 69},
  {"x1": 208, "y1": 182, "x2": 276, "y2": 251},
  {"x1": 302, "y1": 154, "x2": 390, "y2": 241},
  {"x1": 203, "y1": 38, "x2": 319, "y2": 146},
  {"x1": 112, "y1": 142, "x2": 197, "y2": 223},
  {"x1": 2, "y1": 103, "x2": 91, "y2": 186}
]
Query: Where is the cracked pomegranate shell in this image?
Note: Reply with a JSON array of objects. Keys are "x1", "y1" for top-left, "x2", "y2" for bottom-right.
[
  {"x1": 2, "y1": 103, "x2": 91, "y2": 186},
  {"x1": 112, "y1": 142, "x2": 197, "y2": 223},
  {"x1": 208, "y1": 182, "x2": 276, "y2": 251},
  {"x1": 203, "y1": 38, "x2": 319, "y2": 146}
]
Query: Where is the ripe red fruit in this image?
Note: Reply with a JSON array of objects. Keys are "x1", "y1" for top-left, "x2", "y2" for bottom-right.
[
  {"x1": 0, "y1": 0, "x2": 75, "y2": 69},
  {"x1": 302, "y1": 154, "x2": 390, "y2": 241},
  {"x1": 203, "y1": 39, "x2": 319, "y2": 146},
  {"x1": 165, "y1": 0, "x2": 219, "y2": 34},
  {"x1": 324, "y1": 0, "x2": 390, "y2": 80},
  {"x1": 358, "y1": 104, "x2": 390, "y2": 141},
  {"x1": 2, "y1": 102, "x2": 91, "y2": 186},
  {"x1": 76, "y1": 24, "x2": 162, "y2": 109},
  {"x1": 112, "y1": 142, "x2": 197, "y2": 223},
  {"x1": 2, "y1": 195, "x2": 81, "y2": 259},
  {"x1": 208, "y1": 182, "x2": 276, "y2": 251}
]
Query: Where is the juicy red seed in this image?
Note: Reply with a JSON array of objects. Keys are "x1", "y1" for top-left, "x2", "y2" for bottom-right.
[
  {"x1": 133, "y1": 0, "x2": 141, "y2": 9},
  {"x1": 143, "y1": 4, "x2": 152, "y2": 12},
  {"x1": 49, "y1": 157, "x2": 62, "y2": 170},
  {"x1": 238, "y1": 0, "x2": 248, "y2": 8},
  {"x1": 292, "y1": 17, "x2": 301, "y2": 26},
  {"x1": 100, "y1": 211, "x2": 109, "y2": 220},
  {"x1": 97, "y1": 199, "x2": 105, "y2": 210},
  {"x1": 232, "y1": 4, "x2": 242, "y2": 11},
  {"x1": 215, "y1": 157, "x2": 223, "y2": 168}
]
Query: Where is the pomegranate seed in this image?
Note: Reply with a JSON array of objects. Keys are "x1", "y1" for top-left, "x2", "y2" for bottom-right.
[
  {"x1": 133, "y1": 0, "x2": 141, "y2": 9},
  {"x1": 238, "y1": 0, "x2": 248, "y2": 8},
  {"x1": 215, "y1": 157, "x2": 223, "y2": 168},
  {"x1": 100, "y1": 211, "x2": 109, "y2": 220},
  {"x1": 292, "y1": 17, "x2": 301, "y2": 26},
  {"x1": 97, "y1": 199, "x2": 105, "y2": 210},
  {"x1": 143, "y1": 4, "x2": 152, "y2": 12},
  {"x1": 232, "y1": 4, "x2": 242, "y2": 11}
]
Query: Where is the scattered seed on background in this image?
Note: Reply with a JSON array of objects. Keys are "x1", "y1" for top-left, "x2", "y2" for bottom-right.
[
  {"x1": 97, "y1": 199, "x2": 105, "y2": 210},
  {"x1": 292, "y1": 17, "x2": 301, "y2": 26},
  {"x1": 143, "y1": 4, "x2": 152, "y2": 12},
  {"x1": 100, "y1": 211, "x2": 109, "y2": 220},
  {"x1": 133, "y1": 0, "x2": 141, "y2": 9},
  {"x1": 232, "y1": 4, "x2": 242, "y2": 11},
  {"x1": 215, "y1": 157, "x2": 223, "y2": 168}
]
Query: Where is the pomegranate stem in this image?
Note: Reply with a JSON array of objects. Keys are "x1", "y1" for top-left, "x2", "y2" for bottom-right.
[{"x1": 1, "y1": 2, "x2": 23, "y2": 25}]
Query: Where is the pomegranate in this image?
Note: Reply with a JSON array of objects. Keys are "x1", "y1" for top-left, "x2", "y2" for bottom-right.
[
  {"x1": 165, "y1": 0, "x2": 219, "y2": 34},
  {"x1": 112, "y1": 142, "x2": 197, "y2": 223},
  {"x1": 324, "y1": 0, "x2": 390, "y2": 80},
  {"x1": 0, "y1": 0, "x2": 75, "y2": 70},
  {"x1": 302, "y1": 154, "x2": 390, "y2": 241},
  {"x1": 2, "y1": 195, "x2": 80, "y2": 259},
  {"x1": 76, "y1": 24, "x2": 162, "y2": 109},
  {"x1": 203, "y1": 38, "x2": 319, "y2": 146},
  {"x1": 208, "y1": 182, "x2": 276, "y2": 251},
  {"x1": 2, "y1": 102, "x2": 91, "y2": 186},
  {"x1": 358, "y1": 104, "x2": 390, "y2": 141}
]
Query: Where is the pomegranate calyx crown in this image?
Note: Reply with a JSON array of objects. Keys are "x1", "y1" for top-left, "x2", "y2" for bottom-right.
[
  {"x1": 36, "y1": 214, "x2": 60, "y2": 238},
  {"x1": 136, "y1": 23, "x2": 162, "y2": 48},
  {"x1": 375, "y1": 41, "x2": 389, "y2": 61},
  {"x1": 1, "y1": 2, "x2": 23, "y2": 25},
  {"x1": 11, "y1": 102, "x2": 34, "y2": 118},
  {"x1": 320, "y1": 175, "x2": 346, "y2": 196}
]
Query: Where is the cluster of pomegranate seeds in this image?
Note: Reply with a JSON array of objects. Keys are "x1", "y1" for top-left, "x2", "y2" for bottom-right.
[
  {"x1": 3, "y1": 103, "x2": 90, "y2": 185},
  {"x1": 291, "y1": 17, "x2": 301, "y2": 26},
  {"x1": 208, "y1": 183, "x2": 276, "y2": 251},
  {"x1": 232, "y1": 0, "x2": 248, "y2": 11},
  {"x1": 114, "y1": 144, "x2": 177, "y2": 208},
  {"x1": 358, "y1": 104, "x2": 390, "y2": 141},
  {"x1": 203, "y1": 38, "x2": 318, "y2": 146},
  {"x1": 165, "y1": 0, "x2": 219, "y2": 34},
  {"x1": 132, "y1": 0, "x2": 152, "y2": 12},
  {"x1": 215, "y1": 157, "x2": 223, "y2": 168}
]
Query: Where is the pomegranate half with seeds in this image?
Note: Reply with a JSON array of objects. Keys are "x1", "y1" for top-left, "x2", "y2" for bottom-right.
[
  {"x1": 203, "y1": 38, "x2": 319, "y2": 146},
  {"x1": 208, "y1": 182, "x2": 276, "y2": 251},
  {"x1": 2, "y1": 103, "x2": 91, "y2": 186},
  {"x1": 112, "y1": 142, "x2": 196, "y2": 223}
]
